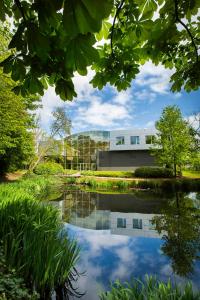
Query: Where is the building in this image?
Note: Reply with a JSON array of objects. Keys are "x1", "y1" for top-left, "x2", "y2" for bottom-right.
[{"x1": 65, "y1": 129, "x2": 157, "y2": 170}]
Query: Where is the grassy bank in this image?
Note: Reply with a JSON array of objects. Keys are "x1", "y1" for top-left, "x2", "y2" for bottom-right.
[
  {"x1": 64, "y1": 176, "x2": 200, "y2": 192},
  {"x1": 0, "y1": 175, "x2": 80, "y2": 299}
]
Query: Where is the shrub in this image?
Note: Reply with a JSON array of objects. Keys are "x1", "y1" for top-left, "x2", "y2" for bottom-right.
[
  {"x1": 100, "y1": 276, "x2": 199, "y2": 300},
  {"x1": 0, "y1": 244, "x2": 39, "y2": 300},
  {"x1": 34, "y1": 162, "x2": 64, "y2": 175},
  {"x1": 135, "y1": 167, "x2": 173, "y2": 178}
]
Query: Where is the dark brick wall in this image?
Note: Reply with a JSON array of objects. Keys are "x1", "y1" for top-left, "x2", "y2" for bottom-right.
[{"x1": 97, "y1": 150, "x2": 156, "y2": 170}]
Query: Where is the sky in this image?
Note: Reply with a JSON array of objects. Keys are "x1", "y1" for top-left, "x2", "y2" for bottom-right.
[{"x1": 37, "y1": 61, "x2": 200, "y2": 134}]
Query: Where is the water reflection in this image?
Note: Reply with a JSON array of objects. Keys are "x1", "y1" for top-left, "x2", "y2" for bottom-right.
[
  {"x1": 51, "y1": 190, "x2": 200, "y2": 299},
  {"x1": 152, "y1": 192, "x2": 200, "y2": 277}
]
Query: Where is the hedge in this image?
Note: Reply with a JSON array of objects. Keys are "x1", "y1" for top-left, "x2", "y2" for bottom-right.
[
  {"x1": 134, "y1": 167, "x2": 173, "y2": 178},
  {"x1": 34, "y1": 162, "x2": 64, "y2": 175}
]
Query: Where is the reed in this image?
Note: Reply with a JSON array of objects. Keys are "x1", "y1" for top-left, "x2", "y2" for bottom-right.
[
  {"x1": 0, "y1": 177, "x2": 80, "y2": 298},
  {"x1": 100, "y1": 276, "x2": 199, "y2": 300}
]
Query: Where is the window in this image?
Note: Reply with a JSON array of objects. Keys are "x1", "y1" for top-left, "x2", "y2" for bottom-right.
[
  {"x1": 130, "y1": 136, "x2": 140, "y2": 145},
  {"x1": 145, "y1": 135, "x2": 155, "y2": 144},
  {"x1": 117, "y1": 218, "x2": 126, "y2": 228},
  {"x1": 149, "y1": 220, "x2": 155, "y2": 230},
  {"x1": 133, "y1": 219, "x2": 142, "y2": 229},
  {"x1": 116, "y1": 136, "x2": 125, "y2": 145}
]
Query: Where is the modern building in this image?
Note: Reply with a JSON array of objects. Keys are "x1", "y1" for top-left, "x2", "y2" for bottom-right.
[{"x1": 65, "y1": 129, "x2": 157, "y2": 170}]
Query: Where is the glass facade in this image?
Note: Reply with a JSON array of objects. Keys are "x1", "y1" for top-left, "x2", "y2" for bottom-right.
[{"x1": 65, "y1": 131, "x2": 110, "y2": 170}]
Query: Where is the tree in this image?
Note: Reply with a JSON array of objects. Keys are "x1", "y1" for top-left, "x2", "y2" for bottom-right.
[
  {"x1": 29, "y1": 107, "x2": 71, "y2": 171},
  {"x1": 0, "y1": 0, "x2": 199, "y2": 101},
  {"x1": 0, "y1": 23, "x2": 39, "y2": 174},
  {"x1": 152, "y1": 192, "x2": 200, "y2": 277},
  {"x1": 152, "y1": 105, "x2": 193, "y2": 177}
]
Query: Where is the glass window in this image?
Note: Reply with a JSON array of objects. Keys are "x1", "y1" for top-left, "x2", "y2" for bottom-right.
[
  {"x1": 145, "y1": 135, "x2": 155, "y2": 144},
  {"x1": 117, "y1": 218, "x2": 126, "y2": 228},
  {"x1": 133, "y1": 219, "x2": 142, "y2": 229},
  {"x1": 149, "y1": 220, "x2": 155, "y2": 230},
  {"x1": 116, "y1": 136, "x2": 125, "y2": 145},
  {"x1": 130, "y1": 136, "x2": 140, "y2": 145}
]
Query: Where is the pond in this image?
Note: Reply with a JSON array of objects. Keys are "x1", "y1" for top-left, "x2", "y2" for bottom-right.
[{"x1": 51, "y1": 189, "x2": 200, "y2": 299}]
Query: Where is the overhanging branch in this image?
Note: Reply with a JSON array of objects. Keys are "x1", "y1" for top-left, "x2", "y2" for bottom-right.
[
  {"x1": 14, "y1": 0, "x2": 26, "y2": 22},
  {"x1": 111, "y1": 0, "x2": 125, "y2": 54},
  {"x1": 174, "y1": 0, "x2": 198, "y2": 63}
]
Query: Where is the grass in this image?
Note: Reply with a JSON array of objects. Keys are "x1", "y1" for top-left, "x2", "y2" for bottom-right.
[
  {"x1": 76, "y1": 176, "x2": 200, "y2": 192},
  {"x1": 80, "y1": 170, "x2": 135, "y2": 178},
  {"x1": 100, "y1": 276, "x2": 200, "y2": 300},
  {"x1": 0, "y1": 175, "x2": 80, "y2": 298},
  {"x1": 182, "y1": 170, "x2": 200, "y2": 178}
]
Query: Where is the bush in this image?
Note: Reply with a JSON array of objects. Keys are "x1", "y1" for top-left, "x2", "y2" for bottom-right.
[
  {"x1": 100, "y1": 276, "x2": 199, "y2": 300},
  {"x1": 135, "y1": 167, "x2": 173, "y2": 178},
  {"x1": 34, "y1": 162, "x2": 64, "y2": 175}
]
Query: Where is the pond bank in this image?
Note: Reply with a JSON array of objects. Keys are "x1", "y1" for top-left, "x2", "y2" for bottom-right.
[{"x1": 63, "y1": 176, "x2": 200, "y2": 192}]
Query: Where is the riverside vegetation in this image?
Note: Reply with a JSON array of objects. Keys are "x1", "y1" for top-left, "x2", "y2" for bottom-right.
[{"x1": 0, "y1": 175, "x2": 80, "y2": 299}]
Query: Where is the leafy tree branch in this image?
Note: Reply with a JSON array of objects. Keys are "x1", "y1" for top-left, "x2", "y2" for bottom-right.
[{"x1": 174, "y1": 0, "x2": 199, "y2": 63}]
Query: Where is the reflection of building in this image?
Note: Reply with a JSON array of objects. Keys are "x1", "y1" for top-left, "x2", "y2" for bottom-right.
[
  {"x1": 54, "y1": 190, "x2": 164, "y2": 238},
  {"x1": 65, "y1": 129, "x2": 157, "y2": 170},
  {"x1": 111, "y1": 212, "x2": 159, "y2": 238}
]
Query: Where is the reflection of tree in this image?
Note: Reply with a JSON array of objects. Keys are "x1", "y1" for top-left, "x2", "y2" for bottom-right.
[{"x1": 152, "y1": 192, "x2": 200, "y2": 277}]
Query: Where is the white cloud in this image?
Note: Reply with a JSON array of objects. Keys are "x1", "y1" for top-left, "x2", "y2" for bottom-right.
[
  {"x1": 74, "y1": 96, "x2": 131, "y2": 128},
  {"x1": 135, "y1": 62, "x2": 174, "y2": 94},
  {"x1": 112, "y1": 88, "x2": 132, "y2": 105}
]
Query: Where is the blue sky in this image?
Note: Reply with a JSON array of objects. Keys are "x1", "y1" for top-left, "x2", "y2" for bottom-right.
[{"x1": 38, "y1": 61, "x2": 200, "y2": 134}]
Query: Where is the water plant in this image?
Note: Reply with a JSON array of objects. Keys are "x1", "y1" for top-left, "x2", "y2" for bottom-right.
[
  {"x1": 0, "y1": 177, "x2": 80, "y2": 299},
  {"x1": 100, "y1": 276, "x2": 200, "y2": 300}
]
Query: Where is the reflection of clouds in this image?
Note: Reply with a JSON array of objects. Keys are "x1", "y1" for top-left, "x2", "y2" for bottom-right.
[
  {"x1": 66, "y1": 224, "x2": 200, "y2": 299},
  {"x1": 111, "y1": 246, "x2": 138, "y2": 281}
]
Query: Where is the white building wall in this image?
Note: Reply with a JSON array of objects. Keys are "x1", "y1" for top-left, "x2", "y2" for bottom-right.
[
  {"x1": 110, "y1": 212, "x2": 161, "y2": 238},
  {"x1": 109, "y1": 128, "x2": 157, "y2": 151}
]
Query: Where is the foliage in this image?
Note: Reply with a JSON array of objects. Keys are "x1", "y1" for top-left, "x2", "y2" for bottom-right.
[
  {"x1": 1, "y1": 1, "x2": 200, "y2": 100},
  {"x1": 29, "y1": 107, "x2": 71, "y2": 171},
  {"x1": 0, "y1": 178, "x2": 80, "y2": 299},
  {"x1": 0, "y1": 23, "x2": 39, "y2": 174},
  {"x1": 81, "y1": 170, "x2": 134, "y2": 178},
  {"x1": 134, "y1": 167, "x2": 173, "y2": 178},
  {"x1": 34, "y1": 161, "x2": 64, "y2": 175},
  {"x1": 100, "y1": 276, "x2": 200, "y2": 300},
  {"x1": 152, "y1": 193, "x2": 200, "y2": 276},
  {"x1": 0, "y1": 244, "x2": 39, "y2": 300},
  {"x1": 152, "y1": 106, "x2": 194, "y2": 177}
]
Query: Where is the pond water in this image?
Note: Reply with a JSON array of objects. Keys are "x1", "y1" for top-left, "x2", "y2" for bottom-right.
[{"x1": 51, "y1": 189, "x2": 200, "y2": 299}]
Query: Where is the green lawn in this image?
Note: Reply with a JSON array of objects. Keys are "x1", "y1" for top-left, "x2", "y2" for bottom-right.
[{"x1": 182, "y1": 170, "x2": 200, "y2": 178}]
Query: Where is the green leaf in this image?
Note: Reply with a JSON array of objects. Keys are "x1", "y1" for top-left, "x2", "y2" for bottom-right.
[
  {"x1": 55, "y1": 78, "x2": 77, "y2": 100},
  {"x1": 65, "y1": 34, "x2": 99, "y2": 74},
  {"x1": 0, "y1": 55, "x2": 14, "y2": 74},
  {"x1": 11, "y1": 59, "x2": 26, "y2": 81},
  {"x1": 63, "y1": 0, "x2": 113, "y2": 37}
]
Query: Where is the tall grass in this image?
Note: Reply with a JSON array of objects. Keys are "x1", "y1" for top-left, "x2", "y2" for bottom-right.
[
  {"x1": 77, "y1": 177, "x2": 200, "y2": 192},
  {"x1": 100, "y1": 276, "x2": 199, "y2": 300},
  {"x1": 0, "y1": 177, "x2": 80, "y2": 298}
]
